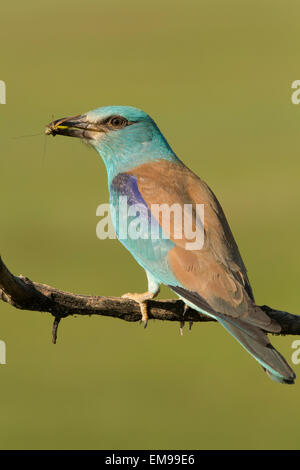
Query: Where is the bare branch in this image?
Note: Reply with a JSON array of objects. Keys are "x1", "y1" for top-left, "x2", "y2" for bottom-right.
[{"x1": 0, "y1": 256, "x2": 299, "y2": 341}]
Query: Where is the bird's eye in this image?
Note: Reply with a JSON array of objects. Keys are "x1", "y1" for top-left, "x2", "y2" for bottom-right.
[{"x1": 108, "y1": 116, "x2": 128, "y2": 129}]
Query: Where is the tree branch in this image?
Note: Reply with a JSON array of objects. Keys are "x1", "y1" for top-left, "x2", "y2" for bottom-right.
[{"x1": 0, "y1": 256, "x2": 299, "y2": 343}]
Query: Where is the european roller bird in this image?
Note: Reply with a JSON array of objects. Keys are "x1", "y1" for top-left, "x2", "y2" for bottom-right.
[{"x1": 46, "y1": 105, "x2": 296, "y2": 384}]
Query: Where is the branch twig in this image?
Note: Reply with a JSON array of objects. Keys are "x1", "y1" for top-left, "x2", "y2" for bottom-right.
[{"x1": 0, "y1": 256, "x2": 299, "y2": 343}]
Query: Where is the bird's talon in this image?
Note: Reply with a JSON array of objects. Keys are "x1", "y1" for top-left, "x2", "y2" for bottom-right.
[{"x1": 121, "y1": 291, "x2": 154, "y2": 328}]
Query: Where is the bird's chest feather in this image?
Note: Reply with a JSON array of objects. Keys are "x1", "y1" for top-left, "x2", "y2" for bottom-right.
[
  {"x1": 109, "y1": 172, "x2": 175, "y2": 282},
  {"x1": 110, "y1": 173, "x2": 151, "y2": 235}
]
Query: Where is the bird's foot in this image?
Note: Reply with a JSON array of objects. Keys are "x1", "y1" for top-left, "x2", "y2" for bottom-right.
[{"x1": 121, "y1": 291, "x2": 155, "y2": 328}]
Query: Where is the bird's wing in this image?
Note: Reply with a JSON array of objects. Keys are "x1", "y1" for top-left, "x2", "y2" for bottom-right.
[
  {"x1": 127, "y1": 160, "x2": 297, "y2": 383},
  {"x1": 125, "y1": 160, "x2": 297, "y2": 383},
  {"x1": 127, "y1": 159, "x2": 277, "y2": 328}
]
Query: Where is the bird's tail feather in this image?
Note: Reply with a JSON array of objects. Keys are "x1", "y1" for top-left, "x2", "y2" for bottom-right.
[
  {"x1": 216, "y1": 315, "x2": 296, "y2": 384},
  {"x1": 171, "y1": 286, "x2": 296, "y2": 384}
]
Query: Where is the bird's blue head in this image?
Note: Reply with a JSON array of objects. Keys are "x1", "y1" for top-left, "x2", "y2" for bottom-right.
[{"x1": 46, "y1": 105, "x2": 179, "y2": 182}]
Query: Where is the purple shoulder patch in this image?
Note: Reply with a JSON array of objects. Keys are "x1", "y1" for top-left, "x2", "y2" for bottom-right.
[{"x1": 111, "y1": 173, "x2": 147, "y2": 207}]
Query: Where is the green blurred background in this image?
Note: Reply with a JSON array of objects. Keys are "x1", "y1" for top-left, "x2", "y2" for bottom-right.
[{"x1": 1, "y1": 0, "x2": 300, "y2": 450}]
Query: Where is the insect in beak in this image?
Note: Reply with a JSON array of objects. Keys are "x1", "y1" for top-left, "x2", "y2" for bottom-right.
[{"x1": 45, "y1": 115, "x2": 82, "y2": 137}]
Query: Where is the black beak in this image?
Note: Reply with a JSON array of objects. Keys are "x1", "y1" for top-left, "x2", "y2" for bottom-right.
[{"x1": 45, "y1": 114, "x2": 97, "y2": 139}]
